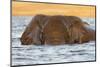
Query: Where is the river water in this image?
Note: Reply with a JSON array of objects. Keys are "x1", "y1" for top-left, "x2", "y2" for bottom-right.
[{"x1": 12, "y1": 16, "x2": 96, "y2": 66}]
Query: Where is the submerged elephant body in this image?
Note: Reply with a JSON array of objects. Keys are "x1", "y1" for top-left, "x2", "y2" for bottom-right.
[{"x1": 20, "y1": 14, "x2": 95, "y2": 45}]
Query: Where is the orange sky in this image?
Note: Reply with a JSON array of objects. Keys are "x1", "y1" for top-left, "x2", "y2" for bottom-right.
[{"x1": 12, "y1": 1, "x2": 96, "y2": 18}]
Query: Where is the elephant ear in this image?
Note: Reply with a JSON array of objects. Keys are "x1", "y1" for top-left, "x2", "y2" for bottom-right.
[
  {"x1": 61, "y1": 16, "x2": 84, "y2": 36},
  {"x1": 62, "y1": 16, "x2": 89, "y2": 43},
  {"x1": 20, "y1": 14, "x2": 48, "y2": 45}
]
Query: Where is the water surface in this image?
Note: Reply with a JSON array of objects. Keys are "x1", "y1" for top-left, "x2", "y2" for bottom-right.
[{"x1": 12, "y1": 16, "x2": 96, "y2": 66}]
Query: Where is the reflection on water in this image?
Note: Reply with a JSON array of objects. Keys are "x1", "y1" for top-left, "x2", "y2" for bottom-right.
[{"x1": 12, "y1": 16, "x2": 96, "y2": 66}]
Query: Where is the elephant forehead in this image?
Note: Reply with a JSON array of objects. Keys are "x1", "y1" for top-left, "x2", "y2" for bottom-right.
[
  {"x1": 52, "y1": 31, "x2": 67, "y2": 36},
  {"x1": 43, "y1": 20, "x2": 66, "y2": 31},
  {"x1": 44, "y1": 31, "x2": 66, "y2": 39}
]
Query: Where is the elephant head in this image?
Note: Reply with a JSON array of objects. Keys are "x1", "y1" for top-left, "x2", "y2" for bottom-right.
[{"x1": 20, "y1": 14, "x2": 95, "y2": 45}]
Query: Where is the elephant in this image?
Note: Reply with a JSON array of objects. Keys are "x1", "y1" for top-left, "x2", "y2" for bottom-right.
[{"x1": 20, "y1": 14, "x2": 95, "y2": 45}]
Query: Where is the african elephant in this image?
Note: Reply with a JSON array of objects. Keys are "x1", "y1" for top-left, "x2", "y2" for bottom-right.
[{"x1": 20, "y1": 14, "x2": 95, "y2": 45}]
